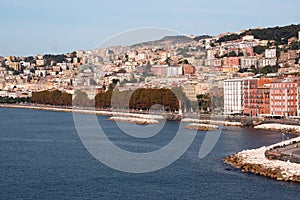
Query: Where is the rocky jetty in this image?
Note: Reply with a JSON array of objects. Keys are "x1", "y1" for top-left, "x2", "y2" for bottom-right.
[
  {"x1": 224, "y1": 137, "x2": 300, "y2": 183},
  {"x1": 184, "y1": 123, "x2": 218, "y2": 131},
  {"x1": 182, "y1": 118, "x2": 243, "y2": 126},
  {"x1": 254, "y1": 123, "x2": 300, "y2": 135},
  {"x1": 108, "y1": 116, "x2": 159, "y2": 125}
]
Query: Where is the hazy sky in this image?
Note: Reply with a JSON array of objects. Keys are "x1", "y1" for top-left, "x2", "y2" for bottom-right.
[{"x1": 0, "y1": 0, "x2": 299, "y2": 56}]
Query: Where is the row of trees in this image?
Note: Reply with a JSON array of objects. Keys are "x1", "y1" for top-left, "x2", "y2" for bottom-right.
[
  {"x1": 95, "y1": 88, "x2": 182, "y2": 112},
  {"x1": 30, "y1": 87, "x2": 224, "y2": 113},
  {"x1": 0, "y1": 96, "x2": 31, "y2": 104},
  {"x1": 31, "y1": 88, "x2": 192, "y2": 112},
  {"x1": 31, "y1": 90, "x2": 72, "y2": 106},
  {"x1": 129, "y1": 88, "x2": 179, "y2": 111}
]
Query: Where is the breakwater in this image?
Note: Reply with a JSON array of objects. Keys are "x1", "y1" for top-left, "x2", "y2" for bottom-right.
[
  {"x1": 224, "y1": 137, "x2": 300, "y2": 183},
  {"x1": 254, "y1": 123, "x2": 300, "y2": 136}
]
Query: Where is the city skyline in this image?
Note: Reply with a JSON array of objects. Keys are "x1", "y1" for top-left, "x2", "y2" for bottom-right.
[{"x1": 0, "y1": 0, "x2": 299, "y2": 56}]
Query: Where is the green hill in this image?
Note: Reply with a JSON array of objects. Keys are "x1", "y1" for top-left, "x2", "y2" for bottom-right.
[{"x1": 217, "y1": 24, "x2": 300, "y2": 45}]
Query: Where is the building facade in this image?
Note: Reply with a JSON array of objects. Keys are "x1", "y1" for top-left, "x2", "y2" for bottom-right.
[
  {"x1": 224, "y1": 79, "x2": 244, "y2": 115},
  {"x1": 270, "y1": 79, "x2": 299, "y2": 117},
  {"x1": 243, "y1": 78, "x2": 259, "y2": 116},
  {"x1": 265, "y1": 49, "x2": 276, "y2": 58},
  {"x1": 243, "y1": 78, "x2": 274, "y2": 116},
  {"x1": 240, "y1": 57, "x2": 257, "y2": 69}
]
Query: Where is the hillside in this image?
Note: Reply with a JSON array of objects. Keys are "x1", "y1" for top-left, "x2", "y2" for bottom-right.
[
  {"x1": 131, "y1": 35, "x2": 194, "y2": 47},
  {"x1": 193, "y1": 35, "x2": 212, "y2": 41},
  {"x1": 217, "y1": 24, "x2": 300, "y2": 44}
]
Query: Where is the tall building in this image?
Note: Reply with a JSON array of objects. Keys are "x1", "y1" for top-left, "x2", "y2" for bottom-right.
[
  {"x1": 270, "y1": 79, "x2": 299, "y2": 117},
  {"x1": 224, "y1": 79, "x2": 244, "y2": 115},
  {"x1": 243, "y1": 78, "x2": 274, "y2": 116},
  {"x1": 243, "y1": 78, "x2": 259, "y2": 116},
  {"x1": 257, "y1": 79, "x2": 274, "y2": 116}
]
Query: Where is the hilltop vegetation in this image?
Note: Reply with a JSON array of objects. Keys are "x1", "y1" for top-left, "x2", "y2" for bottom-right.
[
  {"x1": 131, "y1": 36, "x2": 194, "y2": 47},
  {"x1": 217, "y1": 24, "x2": 300, "y2": 44}
]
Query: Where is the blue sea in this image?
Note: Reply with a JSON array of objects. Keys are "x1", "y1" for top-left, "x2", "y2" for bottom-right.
[{"x1": 0, "y1": 107, "x2": 299, "y2": 199}]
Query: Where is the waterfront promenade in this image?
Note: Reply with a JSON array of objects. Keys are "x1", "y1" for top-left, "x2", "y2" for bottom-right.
[{"x1": 266, "y1": 141, "x2": 300, "y2": 163}]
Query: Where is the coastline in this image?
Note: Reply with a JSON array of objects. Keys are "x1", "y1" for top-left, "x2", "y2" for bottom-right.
[
  {"x1": 0, "y1": 103, "x2": 75, "y2": 113},
  {"x1": 0, "y1": 104, "x2": 165, "y2": 121},
  {"x1": 2, "y1": 104, "x2": 300, "y2": 131}
]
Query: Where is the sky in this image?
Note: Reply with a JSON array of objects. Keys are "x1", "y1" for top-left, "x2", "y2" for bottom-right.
[{"x1": 0, "y1": 0, "x2": 299, "y2": 56}]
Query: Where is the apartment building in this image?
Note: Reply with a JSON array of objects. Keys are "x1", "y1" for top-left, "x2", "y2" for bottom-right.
[
  {"x1": 243, "y1": 78, "x2": 274, "y2": 116},
  {"x1": 224, "y1": 79, "x2": 244, "y2": 115},
  {"x1": 270, "y1": 79, "x2": 299, "y2": 117}
]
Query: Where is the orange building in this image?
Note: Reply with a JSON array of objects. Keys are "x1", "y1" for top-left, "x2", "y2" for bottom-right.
[
  {"x1": 222, "y1": 57, "x2": 240, "y2": 67},
  {"x1": 243, "y1": 78, "x2": 258, "y2": 116},
  {"x1": 243, "y1": 78, "x2": 275, "y2": 116},
  {"x1": 222, "y1": 57, "x2": 240, "y2": 73},
  {"x1": 182, "y1": 64, "x2": 196, "y2": 75},
  {"x1": 257, "y1": 78, "x2": 275, "y2": 116}
]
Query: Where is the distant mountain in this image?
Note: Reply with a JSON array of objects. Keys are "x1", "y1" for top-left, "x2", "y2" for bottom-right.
[
  {"x1": 131, "y1": 34, "x2": 213, "y2": 47},
  {"x1": 131, "y1": 36, "x2": 195, "y2": 47},
  {"x1": 217, "y1": 24, "x2": 300, "y2": 44}
]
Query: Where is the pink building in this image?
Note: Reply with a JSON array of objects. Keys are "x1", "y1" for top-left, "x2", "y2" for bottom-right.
[
  {"x1": 245, "y1": 47, "x2": 254, "y2": 56},
  {"x1": 270, "y1": 79, "x2": 300, "y2": 117},
  {"x1": 222, "y1": 57, "x2": 240, "y2": 68},
  {"x1": 151, "y1": 65, "x2": 167, "y2": 77}
]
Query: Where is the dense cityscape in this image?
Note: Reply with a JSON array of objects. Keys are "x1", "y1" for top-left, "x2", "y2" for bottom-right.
[
  {"x1": 2, "y1": 0, "x2": 300, "y2": 198},
  {"x1": 1, "y1": 24, "x2": 300, "y2": 117}
]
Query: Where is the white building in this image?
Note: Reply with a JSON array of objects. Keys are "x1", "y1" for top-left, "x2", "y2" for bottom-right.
[
  {"x1": 137, "y1": 53, "x2": 146, "y2": 61},
  {"x1": 242, "y1": 35, "x2": 254, "y2": 41},
  {"x1": 224, "y1": 79, "x2": 244, "y2": 115},
  {"x1": 240, "y1": 57, "x2": 257, "y2": 68},
  {"x1": 265, "y1": 49, "x2": 276, "y2": 58},
  {"x1": 0, "y1": 90, "x2": 8, "y2": 97},
  {"x1": 206, "y1": 49, "x2": 215, "y2": 59},
  {"x1": 258, "y1": 58, "x2": 277, "y2": 68},
  {"x1": 35, "y1": 70, "x2": 46, "y2": 77},
  {"x1": 166, "y1": 66, "x2": 183, "y2": 77},
  {"x1": 36, "y1": 59, "x2": 45, "y2": 66},
  {"x1": 0, "y1": 90, "x2": 17, "y2": 98}
]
